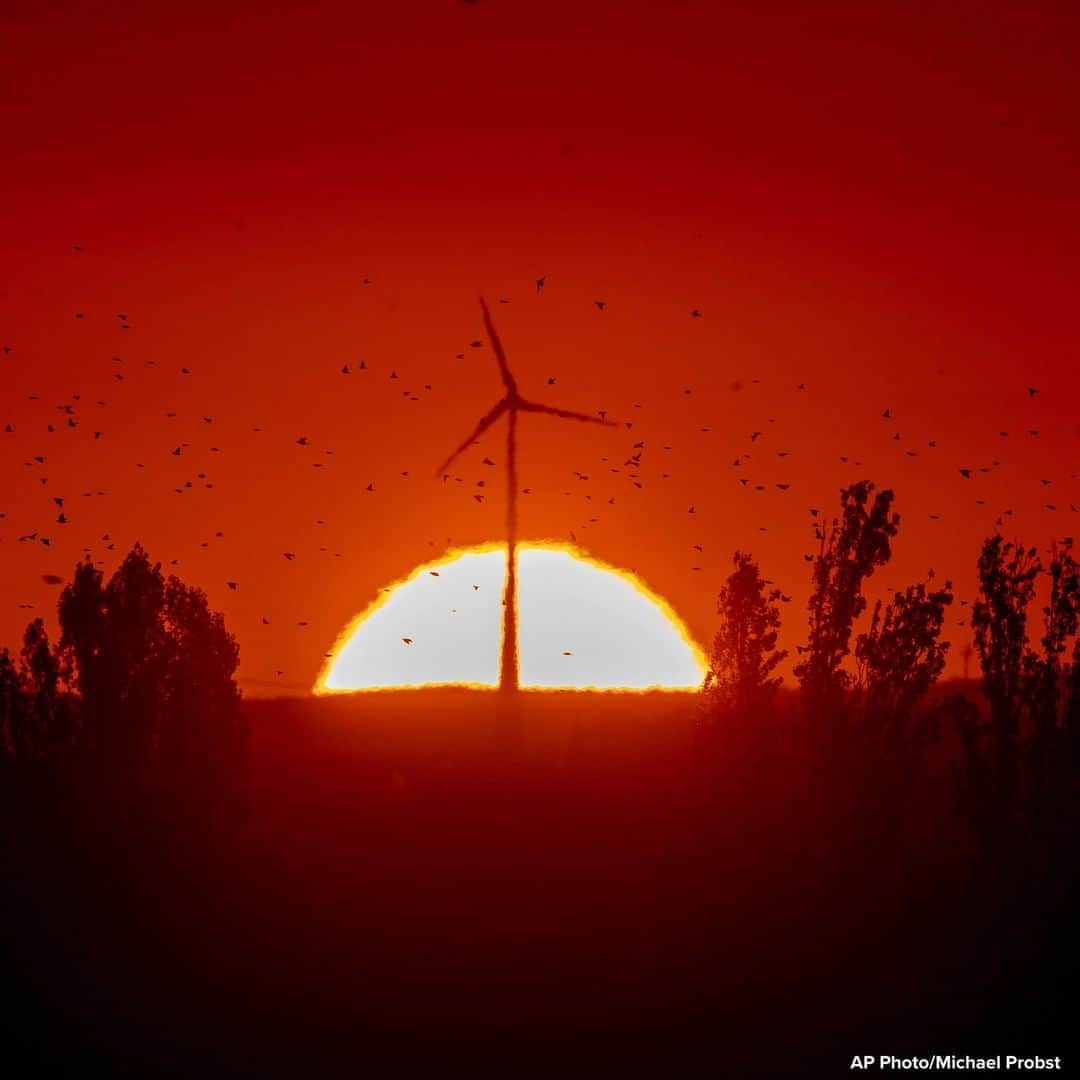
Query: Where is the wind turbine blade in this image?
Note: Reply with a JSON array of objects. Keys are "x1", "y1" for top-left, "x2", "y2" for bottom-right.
[
  {"x1": 434, "y1": 397, "x2": 509, "y2": 476},
  {"x1": 479, "y1": 297, "x2": 518, "y2": 395},
  {"x1": 518, "y1": 399, "x2": 616, "y2": 426}
]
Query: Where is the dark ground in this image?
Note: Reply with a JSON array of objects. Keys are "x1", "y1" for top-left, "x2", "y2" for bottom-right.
[{"x1": 3, "y1": 689, "x2": 1075, "y2": 1076}]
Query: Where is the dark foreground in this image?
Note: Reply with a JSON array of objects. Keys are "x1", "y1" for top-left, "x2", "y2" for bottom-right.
[{"x1": 3, "y1": 690, "x2": 1075, "y2": 1076}]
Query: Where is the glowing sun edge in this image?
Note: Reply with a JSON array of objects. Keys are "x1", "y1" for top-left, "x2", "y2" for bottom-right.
[{"x1": 313, "y1": 540, "x2": 708, "y2": 695}]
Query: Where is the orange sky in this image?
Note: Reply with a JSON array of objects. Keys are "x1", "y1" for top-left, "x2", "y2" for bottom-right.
[{"x1": 2, "y1": 0, "x2": 1079, "y2": 694}]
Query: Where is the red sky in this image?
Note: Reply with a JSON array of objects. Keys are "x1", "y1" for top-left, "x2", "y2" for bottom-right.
[{"x1": 2, "y1": 0, "x2": 1079, "y2": 694}]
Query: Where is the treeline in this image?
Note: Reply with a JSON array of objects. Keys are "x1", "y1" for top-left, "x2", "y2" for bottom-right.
[
  {"x1": 702, "y1": 480, "x2": 1080, "y2": 857},
  {"x1": 4, "y1": 482, "x2": 1080, "y2": 856},
  {"x1": 1, "y1": 487, "x2": 1076, "y2": 1071},
  {"x1": 0, "y1": 544, "x2": 245, "y2": 819}
]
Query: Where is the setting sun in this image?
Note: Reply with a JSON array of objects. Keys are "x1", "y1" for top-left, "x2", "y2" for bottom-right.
[{"x1": 316, "y1": 543, "x2": 706, "y2": 693}]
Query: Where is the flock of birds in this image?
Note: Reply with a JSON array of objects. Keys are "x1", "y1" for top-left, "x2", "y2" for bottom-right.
[{"x1": 1, "y1": 245, "x2": 1076, "y2": 688}]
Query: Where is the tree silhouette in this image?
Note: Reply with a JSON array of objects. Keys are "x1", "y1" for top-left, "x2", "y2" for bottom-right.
[
  {"x1": 0, "y1": 647, "x2": 29, "y2": 759},
  {"x1": 0, "y1": 623, "x2": 71, "y2": 761},
  {"x1": 158, "y1": 575, "x2": 243, "y2": 782},
  {"x1": 1067, "y1": 634, "x2": 1080, "y2": 772},
  {"x1": 1026, "y1": 540, "x2": 1080, "y2": 803},
  {"x1": 57, "y1": 544, "x2": 244, "y2": 804},
  {"x1": 20, "y1": 619, "x2": 69, "y2": 758},
  {"x1": 971, "y1": 536, "x2": 1041, "y2": 820},
  {"x1": 855, "y1": 578, "x2": 953, "y2": 737},
  {"x1": 853, "y1": 578, "x2": 953, "y2": 822},
  {"x1": 703, "y1": 551, "x2": 787, "y2": 721},
  {"x1": 60, "y1": 546, "x2": 167, "y2": 761},
  {"x1": 796, "y1": 481, "x2": 899, "y2": 740}
]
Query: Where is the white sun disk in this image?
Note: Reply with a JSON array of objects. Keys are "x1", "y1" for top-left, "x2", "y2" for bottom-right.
[{"x1": 317, "y1": 544, "x2": 705, "y2": 692}]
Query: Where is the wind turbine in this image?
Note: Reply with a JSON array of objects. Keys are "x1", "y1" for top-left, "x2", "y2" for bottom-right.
[{"x1": 435, "y1": 298, "x2": 615, "y2": 694}]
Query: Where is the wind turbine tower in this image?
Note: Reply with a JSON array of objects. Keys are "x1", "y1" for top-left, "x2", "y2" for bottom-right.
[{"x1": 435, "y1": 298, "x2": 615, "y2": 694}]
